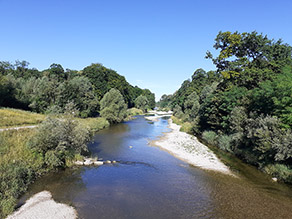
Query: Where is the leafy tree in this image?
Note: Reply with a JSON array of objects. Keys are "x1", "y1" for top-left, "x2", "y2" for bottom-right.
[
  {"x1": 55, "y1": 76, "x2": 99, "y2": 117},
  {"x1": 184, "y1": 92, "x2": 200, "y2": 122},
  {"x1": 82, "y1": 63, "x2": 143, "y2": 108},
  {"x1": 250, "y1": 66, "x2": 292, "y2": 128},
  {"x1": 100, "y1": 88, "x2": 127, "y2": 123},
  {"x1": 134, "y1": 95, "x2": 149, "y2": 112},
  {"x1": 158, "y1": 94, "x2": 172, "y2": 109},
  {"x1": 141, "y1": 89, "x2": 155, "y2": 109}
]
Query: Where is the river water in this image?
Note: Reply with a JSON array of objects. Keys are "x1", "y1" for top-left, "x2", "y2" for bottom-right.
[{"x1": 20, "y1": 116, "x2": 292, "y2": 219}]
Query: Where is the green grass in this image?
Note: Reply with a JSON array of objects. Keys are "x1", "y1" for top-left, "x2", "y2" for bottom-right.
[
  {"x1": 171, "y1": 116, "x2": 192, "y2": 134},
  {"x1": 78, "y1": 117, "x2": 110, "y2": 132},
  {"x1": 0, "y1": 129, "x2": 45, "y2": 217},
  {"x1": 0, "y1": 108, "x2": 45, "y2": 128}
]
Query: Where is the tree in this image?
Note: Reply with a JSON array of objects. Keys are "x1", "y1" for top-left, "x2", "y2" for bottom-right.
[
  {"x1": 141, "y1": 89, "x2": 155, "y2": 109},
  {"x1": 100, "y1": 88, "x2": 127, "y2": 123},
  {"x1": 56, "y1": 76, "x2": 99, "y2": 117},
  {"x1": 184, "y1": 92, "x2": 200, "y2": 122},
  {"x1": 135, "y1": 95, "x2": 149, "y2": 112}
]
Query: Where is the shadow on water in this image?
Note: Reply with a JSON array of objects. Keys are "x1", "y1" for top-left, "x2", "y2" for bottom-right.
[{"x1": 20, "y1": 116, "x2": 292, "y2": 219}]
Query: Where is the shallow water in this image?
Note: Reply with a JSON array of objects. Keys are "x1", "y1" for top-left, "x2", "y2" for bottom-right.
[{"x1": 20, "y1": 116, "x2": 292, "y2": 219}]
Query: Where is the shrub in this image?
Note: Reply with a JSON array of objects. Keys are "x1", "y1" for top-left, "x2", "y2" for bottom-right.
[
  {"x1": 44, "y1": 150, "x2": 64, "y2": 169},
  {"x1": 202, "y1": 130, "x2": 218, "y2": 145},
  {"x1": 28, "y1": 115, "x2": 91, "y2": 167},
  {"x1": 263, "y1": 164, "x2": 292, "y2": 183},
  {"x1": 127, "y1": 108, "x2": 144, "y2": 116},
  {"x1": 218, "y1": 135, "x2": 233, "y2": 152},
  {"x1": 243, "y1": 115, "x2": 282, "y2": 164}
]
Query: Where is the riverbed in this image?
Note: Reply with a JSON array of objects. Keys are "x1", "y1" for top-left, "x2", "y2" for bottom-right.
[{"x1": 18, "y1": 116, "x2": 292, "y2": 219}]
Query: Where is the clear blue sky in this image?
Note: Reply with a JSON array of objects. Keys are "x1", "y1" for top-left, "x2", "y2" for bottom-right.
[{"x1": 1, "y1": 0, "x2": 292, "y2": 101}]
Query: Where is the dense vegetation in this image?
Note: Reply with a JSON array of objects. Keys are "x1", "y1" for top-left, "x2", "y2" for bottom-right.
[
  {"x1": 0, "y1": 62, "x2": 155, "y2": 117},
  {"x1": 158, "y1": 31, "x2": 292, "y2": 183},
  {"x1": 0, "y1": 108, "x2": 111, "y2": 217},
  {"x1": 0, "y1": 61, "x2": 154, "y2": 217}
]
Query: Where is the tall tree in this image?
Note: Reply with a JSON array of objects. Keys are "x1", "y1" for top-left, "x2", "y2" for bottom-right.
[{"x1": 100, "y1": 88, "x2": 127, "y2": 124}]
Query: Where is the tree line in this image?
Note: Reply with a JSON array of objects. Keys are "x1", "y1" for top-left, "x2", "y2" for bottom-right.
[
  {"x1": 0, "y1": 62, "x2": 155, "y2": 121},
  {"x1": 158, "y1": 31, "x2": 292, "y2": 183}
]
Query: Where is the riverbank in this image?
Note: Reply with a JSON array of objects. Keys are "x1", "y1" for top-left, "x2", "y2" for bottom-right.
[
  {"x1": 152, "y1": 118, "x2": 233, "y2": 175},
  {"x1": 6, "y1": 191, "x2": 77, "y2": 219}
]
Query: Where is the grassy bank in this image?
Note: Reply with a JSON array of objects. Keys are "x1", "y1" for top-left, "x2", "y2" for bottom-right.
[
  {"x1": 0, "y1": 109, "x2": 111, "y2": 218},
  {"x1": 0, "y1": 108, "x2": 46, "y2": 129},
  {"x1": 171, "y1": 116, "x2": 192, "y2": 134}
]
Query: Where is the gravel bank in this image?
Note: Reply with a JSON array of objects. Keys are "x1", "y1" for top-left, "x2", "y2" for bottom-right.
[
  {"x1": 7, "y1": 191, "x2": 77, "y2": 219},
  {"x1": 152, "y1": 119, "x2": 233, "y2": 175}
]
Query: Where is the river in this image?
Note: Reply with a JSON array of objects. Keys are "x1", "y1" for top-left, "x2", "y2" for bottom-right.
[{"x1": 19, "y1": 116, "x2": 292, "y2": 219}]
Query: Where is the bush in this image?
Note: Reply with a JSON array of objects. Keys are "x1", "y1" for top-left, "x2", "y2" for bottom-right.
[
  {"x1": 218, "y1": 135, "x2": 233, "y2": 152},
  {"x1": 127, "y1": 108, "x2": 144, "y2": 116},
  {"x1": 202, "y1": 130, "x2": 218, "y2": 145},
  {"x1": 263, "y1": 164, "x2": 292, "y2": 183},
  {"x1": 0, "y1": 162, "x2": 34, "y2": 218},
  {"x1": 44, "y1": 150, "x2": 64, "y2": 169},
  {"x1": 28, "y1": 115, "x2": 91, "y2": 166}
]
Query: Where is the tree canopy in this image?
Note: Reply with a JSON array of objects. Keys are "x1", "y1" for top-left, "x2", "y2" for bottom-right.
[
  {"x1": 164, "y1": 31, "x2": 292, "y2": 183},
  {"x1": 100, "y1": 88, "x2": 127, "y2": 124},
  {"x1": 0, "y1": 61, "x2": 155, "y2": 118}
]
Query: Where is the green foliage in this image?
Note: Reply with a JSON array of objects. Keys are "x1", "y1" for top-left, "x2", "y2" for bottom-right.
[
  {"x1": 157, "y1": 94, "x2": 172, "y2": 109},
  {"x1": 184, "y1": 92, "x2": 200, "y2": 122},
  {"x1": 250, "y1": 66, "x2": 292, "y2": 128},
  {"x1": 218, "y1": 135, "x2": 233, "y2": 153},
  {"x1": 1, "y1": 61, "x2": 155, "y2": 117},
  {"x1": 229, "y1": 106, "x2": 248, "y2": 133},
  {"x1": 81, "y1": 63, "x2": 152, "y2": 108},
  {"x1": 202, "y1": 131, "x2": 218, "y2": 145},
  {"x1": 78, "y1": 117, "x2": 110, "y2": 133},
  {"x1": 100, "y1": 88, "x2": 127, "y2": 124},
  {"x1": 263, "y1": 164, "x2": 292, "y2": 183},
  {"x1": 171, "y1": 32, "x2": 292, "y2": 183},
  {"x1": 134, "y1": 95, "x2": 149, "y2": 112},
  {"x1": 0, "y1": 108, "x2": 45, "y2": 128},
  {"x1": 141, "y1": 89, "x2": 155, "y2": 109},
  {"x1": 28, "y1": 115, "x2": 91, "y2": 165},
  {"x1": 173, "y1": 104, "x2": 184, "y2": 119},
  {"x1": 127, "y1": 108, "x2": 144, "y2": 116}
]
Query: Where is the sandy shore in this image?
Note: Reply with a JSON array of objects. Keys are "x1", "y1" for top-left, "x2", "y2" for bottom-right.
[
  {"x1": 7, "y1": 191, "x2": 77, "y2": 219},
  {"x1": 152, "y1": 119, "x2": 233, "y2": 175}
]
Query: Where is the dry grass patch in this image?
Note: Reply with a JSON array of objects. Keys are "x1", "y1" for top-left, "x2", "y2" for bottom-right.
[{"x1": 0, "y1": 108, "x2": 45, "y2": 128}]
